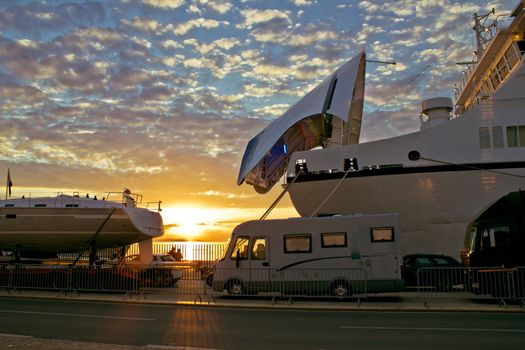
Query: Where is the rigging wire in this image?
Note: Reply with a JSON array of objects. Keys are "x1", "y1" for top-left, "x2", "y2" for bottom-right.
[
  {"x1": 414, "y1": 154, "x2": 525, "y2": 180},
  {"x1": 259, "y1": 169, "x2": 302, "y2": 220},
  {"x1": 308, "y1": 168, "x2": 352, "y2": 217}
]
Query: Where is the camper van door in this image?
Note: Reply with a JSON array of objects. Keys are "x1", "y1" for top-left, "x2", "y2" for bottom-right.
[
  {"x1": 250, "y1": 236, "x2": 270, "y2": 287},
  {"x1": 227, "y1": 234, "x2": 270, "y2": 293}
]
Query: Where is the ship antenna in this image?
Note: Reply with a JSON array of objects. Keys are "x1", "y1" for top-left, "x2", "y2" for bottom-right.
[{"x1": 473, "y1": 8, "x2": 496, "y2": 61}]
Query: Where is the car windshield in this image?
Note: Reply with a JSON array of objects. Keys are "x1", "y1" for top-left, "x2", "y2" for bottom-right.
[{"x1": 160, "y1": 255, "x2": 176, "y2": 262}]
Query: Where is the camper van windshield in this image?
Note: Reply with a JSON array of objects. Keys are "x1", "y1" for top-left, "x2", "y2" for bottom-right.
[
  {"x1": 465, "y1": 227, "x2": 477, "y2": 254},
  {"x1": 230, "y1": 236, "x2": 250, "y2": 260}
]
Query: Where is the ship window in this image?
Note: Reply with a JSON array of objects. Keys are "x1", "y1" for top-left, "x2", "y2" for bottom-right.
[
  {"x1": 519, "y1": 126, "x2": 525, "y2": 146},
  {"x1": 506, "y1": 125, "x2": 525, "y2": 147},
  {"x1": 496, "y1": 57, "x2": 509, "y2": 81},
  {"x1": 284, "y1": 234, "x2": 311, "y2": 253},
  {"x1": 65, "y1": 204, "x2": 79, "y2": 208},
  {"x1": 478, "y1": 127, "x2": 491, "y2": 148},
  {"x1": 371, "y1": 227, "x2": 395, "y2": 242},
  {"x1": 481, "y1": 79, "x2": 493, "y2": 94},
  {"x1": 507, "y1": 126, "x2": 517, "y2": 147},
  {"x1": 490, "y1": 69, "x2": 501, "y2": 89},
  {"x1": 5, "y1": 214, "x2": 16, "y2": 219},
  {"x1": 4, "y1": 204, "x2": 15, "y2": 207},
  {"x1": 506, "y1": 44, "x2": 520, "y2": 70},
  {"x1": 492, "y1": 126, "x2": 504, "y2": 148},
  {"x1": 517, "y1": 40, "x2": 525, "y2": 56},
  {"x1": 34, "y1": 204, "x2": 47, "y2": 207},
  {"x1": 321, "y1": 232, "x2": 347, "y2": 248},
  {"x1": 230, "y1": 236, "x2": 249, "y2": 260}
]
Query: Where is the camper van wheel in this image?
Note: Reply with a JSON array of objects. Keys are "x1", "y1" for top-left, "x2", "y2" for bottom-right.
[
  {"x1": 226, "y1": 280, "x2": 244, "y2": 295},
  {"x1": 332, "y1": 280, "x2": 352, "y2": 298}
]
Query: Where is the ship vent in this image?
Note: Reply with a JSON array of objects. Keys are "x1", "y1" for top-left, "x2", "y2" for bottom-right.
[
  {"x1": 479, "y1": 127, "x2": 491, "y2": 148},
  {"x1": 492, "y1": 126, "x2": 504, "y2": 148},
  {"x1": 419, "y1": 97, "x2": 452, "y2": 130}
]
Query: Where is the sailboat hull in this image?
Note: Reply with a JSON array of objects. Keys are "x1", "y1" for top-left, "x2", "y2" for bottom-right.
[{"x1": 0, "y1": 206, "x2": 163, "y2": 253}]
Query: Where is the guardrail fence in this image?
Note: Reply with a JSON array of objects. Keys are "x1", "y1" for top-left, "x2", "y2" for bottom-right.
[
  {"x1": 0, "y1": 265, "x2": 369, "y2": 300},
  {"x1": 59, "y1": 242, "x2": 228, "y2": 264},
  {"x1": 210, "y1": 268, "x2": 368, "y2": 298},
  {"x1": 1, "y1": 264, "x2": 524, "y2": 304},
  {"x1": 415, "y1": 266, "x2": 525, "y2": 301}
]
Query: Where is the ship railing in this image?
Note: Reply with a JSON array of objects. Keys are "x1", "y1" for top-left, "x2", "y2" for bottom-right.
[
  {"x1": 3, "y1": 190, "x2": 161, "y2": 211},
  {"x1": 454, "y1": 15, "x2": 515, "y2": 108}
]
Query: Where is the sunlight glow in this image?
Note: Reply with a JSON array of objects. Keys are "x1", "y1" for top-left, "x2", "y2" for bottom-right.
[{"x1": 161, "y1": 205, "x2": 299, "y2": 241}]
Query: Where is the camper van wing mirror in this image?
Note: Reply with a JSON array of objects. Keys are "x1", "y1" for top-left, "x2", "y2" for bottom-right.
[{"x1": 235, "y1": 249, "x2": 241, "y2": 268}]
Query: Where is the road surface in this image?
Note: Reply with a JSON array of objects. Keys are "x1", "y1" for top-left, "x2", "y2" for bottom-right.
[{"x1": 0, "y1": 297, "x2": 524, "y2": 349}]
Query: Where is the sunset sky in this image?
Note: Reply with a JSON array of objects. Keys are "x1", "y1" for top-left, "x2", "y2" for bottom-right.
[{"x1": 0, "y1": 0, "x2": 516, "y2": 241}]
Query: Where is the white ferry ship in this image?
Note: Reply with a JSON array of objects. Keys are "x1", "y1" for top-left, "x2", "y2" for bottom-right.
[{"x1": 237, "y1": 2, "x2": 525, "y2": 257}]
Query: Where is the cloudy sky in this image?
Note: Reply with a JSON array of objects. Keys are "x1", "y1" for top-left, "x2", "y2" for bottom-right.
[{"x1": 0, "y1": 0, "x2": 516, "y2": 241}]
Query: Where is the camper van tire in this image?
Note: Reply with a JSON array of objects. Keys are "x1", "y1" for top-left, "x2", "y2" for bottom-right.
[
  {"x1": 331, "y1": 279, "x2": 352, "y2": 298},
  {"x1": 226, "y1": 279, "x2": 244, "y2": 295}
]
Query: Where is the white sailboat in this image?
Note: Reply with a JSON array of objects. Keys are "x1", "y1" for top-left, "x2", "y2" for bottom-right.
[{"x1": 0, "y1": 188, "x2": 163, "y2": 259}]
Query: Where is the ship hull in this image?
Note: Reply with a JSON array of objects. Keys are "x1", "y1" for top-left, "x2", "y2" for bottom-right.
[{"x1": 288, "y1": 166, "x2": 525, "y2": 258}]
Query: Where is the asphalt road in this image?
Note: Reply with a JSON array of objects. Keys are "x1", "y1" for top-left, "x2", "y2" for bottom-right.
[{"x1": 0, "y1": 297, "x2": 524, "y2": 350}]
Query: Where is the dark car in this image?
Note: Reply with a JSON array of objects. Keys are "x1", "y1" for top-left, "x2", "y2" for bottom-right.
[{"x1": 402, "y1": 254, "x2": 464, "y2": 291}]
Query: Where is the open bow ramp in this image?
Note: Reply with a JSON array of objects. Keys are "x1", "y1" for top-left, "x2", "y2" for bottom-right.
[{"x1": 238, "y1": 51, "x2": 366, "y2": 193}]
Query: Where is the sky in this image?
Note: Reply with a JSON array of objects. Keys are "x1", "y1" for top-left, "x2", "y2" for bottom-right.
[{"x1": 0, "y1": 0, "x2": 517, "y2": 241}]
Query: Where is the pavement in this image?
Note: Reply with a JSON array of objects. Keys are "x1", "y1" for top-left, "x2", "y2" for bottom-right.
[{"x1": 2, "y1": 286, "x2": 525, "y2": 312}]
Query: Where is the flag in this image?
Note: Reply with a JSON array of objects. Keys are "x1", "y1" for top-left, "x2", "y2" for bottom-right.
[{"x1": 7, "y1": 169, "x2": 13, "y2": 197}]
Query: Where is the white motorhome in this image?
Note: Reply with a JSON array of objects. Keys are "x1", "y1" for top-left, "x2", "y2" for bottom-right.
[{"x1": 211, "y1": 214, "x2": 404, "y2": 297}]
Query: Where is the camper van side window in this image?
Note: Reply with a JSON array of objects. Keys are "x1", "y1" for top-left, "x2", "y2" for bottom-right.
[
  {"x1": 370, "y1": 227, "x2": 394, "y2": 242},
  {"x1": 252, "y1": 237, "x2": 267, "y2": 260},
  {"x1": 321, "y1": 232, "x2": 347, "y2": 248},
  {"x1": 284, "y1": 234, "x2": 311, "y2": 253},
  {"x1": 230, "y1": 236, "x2": 250, "y2": 260}
]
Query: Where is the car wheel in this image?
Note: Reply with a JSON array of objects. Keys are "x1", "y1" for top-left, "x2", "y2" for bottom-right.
[
  {"x1": 226, "y1": 279, "x2": 244, "y2": 295},
  {"x1": 331, "y1": 280, "x2": 352, "y2": 298}
]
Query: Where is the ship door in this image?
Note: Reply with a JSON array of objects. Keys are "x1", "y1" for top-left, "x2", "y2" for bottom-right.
[{"x1": 250, "y1": 236, "x2": 270, "y2": 292}]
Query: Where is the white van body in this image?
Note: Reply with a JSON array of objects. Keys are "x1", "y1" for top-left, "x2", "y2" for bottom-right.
[{"x1": 211, "y1": 214, "x2": 404, "y2": 297}]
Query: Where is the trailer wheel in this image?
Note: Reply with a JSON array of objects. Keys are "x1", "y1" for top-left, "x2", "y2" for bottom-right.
[
  {"x1": 332, "y1": 280, "x2": 352, "y2": 298},
  {"x1": 226, "y1": 279, "x2": 244, "y2": 295}
]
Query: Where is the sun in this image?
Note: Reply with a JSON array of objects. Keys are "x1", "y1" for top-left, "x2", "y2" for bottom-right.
[
  {"x1": 160, "y1": 204, "x2": 300, "y2": 241},
  {"x1": 161, "y1": 205, "x2": 228, "y2": 240}
]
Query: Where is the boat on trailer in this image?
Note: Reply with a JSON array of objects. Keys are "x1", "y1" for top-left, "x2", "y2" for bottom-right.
[
  {"x1": 0, "y1": 188, "x2": 163, "y2": 261},
  {"x1": 237, "y1": 2, "x2": 525, "y2": 258}
]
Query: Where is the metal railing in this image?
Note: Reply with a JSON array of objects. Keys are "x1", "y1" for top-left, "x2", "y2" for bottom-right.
[
  {"x1": 59, "y1": 242, "x2": 228, "y2": 264},
  {"x1": 210, "y1": 268, "x2": 369, "y2": 298},
  {"x1": 414, "y1": 266, "x2": 525, "y2": 301},
  {"x1": 2, "y1": 264, "x2": 524, "y2": 305},
  {"x1": 0, "y1": 264, "x2": 370, "y2": 299}
]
